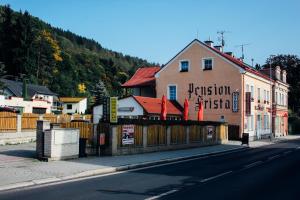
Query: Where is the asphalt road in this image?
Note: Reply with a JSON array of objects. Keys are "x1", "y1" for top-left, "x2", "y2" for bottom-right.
[{"x1": 1, "y1": 139, "x2": 300, "y2": 200}]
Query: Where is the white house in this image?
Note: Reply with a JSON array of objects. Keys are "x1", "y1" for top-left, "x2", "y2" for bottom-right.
[
  {"x1": 0, "y1": 79, "x2": 57, "y2": 114},
  {"x1": 93, "y1": 96, "x2": 183, "y2": 124},
  {"x1": 60, "y1": 97, "x2": 87, "y2": 114}
]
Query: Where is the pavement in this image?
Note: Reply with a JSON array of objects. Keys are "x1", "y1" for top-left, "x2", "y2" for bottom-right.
[{"x1": 0, "y1": 135, "x2": 299, "y2": 192}]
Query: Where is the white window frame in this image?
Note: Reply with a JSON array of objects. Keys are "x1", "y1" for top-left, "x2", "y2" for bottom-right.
[
  {"x1": 257, "y1": 88, "x2": 261, "y2": 101},
  {"x1": 179, "y1": 60, "x2": 190, "y2": 72},
  {"x1": 202, "y1": 57, "x2": 214, "y2": 70},
  {"x1": 167, "y1": 84, "x2": 177, "y2": 100}
]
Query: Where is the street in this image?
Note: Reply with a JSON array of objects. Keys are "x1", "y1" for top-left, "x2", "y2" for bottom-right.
[{"x1": 1, "y1": 139, "x2": 300, "y2": 200}]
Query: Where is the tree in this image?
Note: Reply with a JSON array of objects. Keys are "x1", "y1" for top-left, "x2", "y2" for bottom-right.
[
  {"x1": 262, "y1": 54, "x2": 300, "y2": 114},
  {"x1": 0, "y1": 62, "x2": 6, "y2": 92},
  {"x1": 92, "y1": 79, "x2": 108, "y2": 105}
]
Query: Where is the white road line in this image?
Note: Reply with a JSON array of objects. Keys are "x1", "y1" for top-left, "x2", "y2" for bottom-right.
[
  {"x1": 268, "y1": 155, "x2": 281, "y2": 160},
  {"x1": 145, "y1": 189, "x2": 178, "y2": 200},
  {"x1": 200, "y1": 171, "x2": 233, "y2": 183},
  {"x1": 244, "y1": 161, "x2": 263, "y2": 169},
  {"x1": 283, "y1": 150, "x2": 292, "y2": 154}
]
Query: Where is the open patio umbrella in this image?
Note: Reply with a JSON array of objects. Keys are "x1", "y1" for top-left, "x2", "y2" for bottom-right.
[
  {"x1": 160, "y1": 95, "x2": 167, "y2": 120},
  {"x1": 197, "y1": 101, "x2": 203, "y2": 121},
  {"x1": 183, "y1": 98, "x2": 189, "y2": 121}
]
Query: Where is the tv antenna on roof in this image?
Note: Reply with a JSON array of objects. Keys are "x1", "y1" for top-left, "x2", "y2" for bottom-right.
[
  {"x1": 235, "y1": 43, "x2": 251, "y2": 60},
  {"x1": 217, "y1": 30, "x2": 230, "y2": 48}
]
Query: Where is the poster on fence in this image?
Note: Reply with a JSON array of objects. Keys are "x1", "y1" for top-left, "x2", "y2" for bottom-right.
[
  {"x1": 207, "y1": 126, "x2": 215, "y2": 139},
  {"x1": 122, "y1": 124, "x2": 135, "y2": 145}
]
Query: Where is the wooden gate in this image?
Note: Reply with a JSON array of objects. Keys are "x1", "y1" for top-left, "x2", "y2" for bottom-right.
[{"x1": 61, "y1": 121, "x2": 93, "y2": 140}]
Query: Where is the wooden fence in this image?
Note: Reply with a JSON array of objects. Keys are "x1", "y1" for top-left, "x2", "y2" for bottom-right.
[
  {"x1": 117, "y1": 125, "x2": 143, "y2": 147},
  {"x1": 147, "y1": 125, "x2": 167, "y2": 146},
  {"x1": 61, "y1": 121, "x2": 93, "y2": 140},
  {"x1": 0, "y1": 112, "x2": 17, "y2": 131},
  {"x1": 0, "y1": 112, "x2": 92, "y2": 132}
]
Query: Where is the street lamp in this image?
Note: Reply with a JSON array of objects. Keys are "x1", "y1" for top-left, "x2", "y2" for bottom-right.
[{"x1": 269, "y1": 55, "x2": 275, "y2": 141}]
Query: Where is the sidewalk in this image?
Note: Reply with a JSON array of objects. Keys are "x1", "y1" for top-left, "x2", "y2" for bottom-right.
[{"x1": 0, "y1": 135, "x2": 299, "y2": 192}]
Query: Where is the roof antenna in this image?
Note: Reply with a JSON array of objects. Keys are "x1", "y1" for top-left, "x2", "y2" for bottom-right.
[
  {"x1": 235, "y1": 43, "x2": 251, "y2": 60},
  {"x1": 217, "y1": 30, "x2": 230, "y2": 49}
]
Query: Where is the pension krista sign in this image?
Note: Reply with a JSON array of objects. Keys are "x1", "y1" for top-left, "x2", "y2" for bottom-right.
[{"x1": 188, "y1": 83, "x2": 239, "y2": 112}]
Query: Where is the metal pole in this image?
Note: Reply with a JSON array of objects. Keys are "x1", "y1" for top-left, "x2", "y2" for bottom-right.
[{"x1": 269, "y1": 58, "x2": 273, "y2": 141}]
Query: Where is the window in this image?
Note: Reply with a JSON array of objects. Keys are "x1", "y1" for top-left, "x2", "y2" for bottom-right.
[
  {"x1": 250, "y1": 85, "x2": 254, "y2": 98},
  {"x1": 263, "y1": 89, "x2": 266, "y2": 102},
  {"x1": 267, "y1": 91, "x2": 270, "y2": 102},
  {"x1": 67, "y1": 104, "x2": 72, "y2": 110},
  {"x1": 246, "y1": 84, "x2": 250, "y2": 92},
  {"x1": 264, "y1": 114, "x2": 269, "y2": 130},
  {"x1": 180, "y1": 60, "x2": 189, "y2": 72},
  {"x1": 247, "y1": 115, "x2": 253, "y2": 131},
  {"x1": 202, "y1": 58, "x2": 213, "y2": 70},
  {"x1": 257, "y1": 88, "x2": 261, "y2": 101},
  {"x1": 168, "y1": 85, "x2": 177, "y2": 100}
]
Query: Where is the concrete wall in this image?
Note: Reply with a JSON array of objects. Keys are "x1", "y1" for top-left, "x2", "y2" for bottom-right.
[{"x1": 44, "y1": 128, "x2": 80, "y2": 160}]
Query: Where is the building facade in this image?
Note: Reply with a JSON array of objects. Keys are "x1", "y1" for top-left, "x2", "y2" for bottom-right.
[
  {"x1": 60, "y1": 97, "x2": 87, "y2": 114},
  {"x1": 123, "y1": 39, "x2": 289, "y2": 140}
]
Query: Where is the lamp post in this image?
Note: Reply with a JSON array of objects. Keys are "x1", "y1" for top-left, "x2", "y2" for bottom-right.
[{"x1": 269, "y1": 55, "x2": 275, "y2": 141}]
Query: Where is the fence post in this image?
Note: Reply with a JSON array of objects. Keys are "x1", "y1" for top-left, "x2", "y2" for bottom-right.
[
  {"x1": 111, "y1": 125, "x2": 118, "y2": 155},
  {"x1": 167, "y1": 126, "x2": 171, "y2": 146},
  {"x1": 17, "y1": 114, "x2": 22, "y2": 133},
  {"x1": 143, "y1": 125, "x2": 147, "y2": 148},
  {"x1": 186, "y1": 126, "x2": 190, "y2": 144}
]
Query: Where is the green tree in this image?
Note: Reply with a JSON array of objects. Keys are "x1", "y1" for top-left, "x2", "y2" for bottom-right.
[{"x1": 92, "y1": 79, "x2": 108, "y2": 105}]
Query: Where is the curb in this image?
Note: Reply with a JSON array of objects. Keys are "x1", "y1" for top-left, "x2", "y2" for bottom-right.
[{"x1": 0, "y1": 146, "x2": 247, "y2": 192}]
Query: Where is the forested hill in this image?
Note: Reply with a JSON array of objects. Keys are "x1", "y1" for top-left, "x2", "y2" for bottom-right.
[{"x1": 0, "y1": 5, "x2": 155, "y2": 99}]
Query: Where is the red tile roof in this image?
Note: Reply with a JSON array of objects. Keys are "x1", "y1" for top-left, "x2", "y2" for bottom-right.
[
  {"x1": 122, "y1": 67, "x2": 160, "y2": 87},
  {"x1": 133, "y1": 96, "x2": 182, "y2": 115},
  {"x1": 202, "y1": 40, "x2": 274, "y2": 82}
]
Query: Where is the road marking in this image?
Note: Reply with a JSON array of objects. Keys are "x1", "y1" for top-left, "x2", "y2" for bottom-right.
[
  {"x1": 200, "y1": 171, "x2": 232, "y2": 183},
  {"x1": 244, "y1": 161, "x2": 263, "y2": 169},
  {"x1": 268, "y1": 155, "x2": 281, "y2": 160},
  {"x1": 145, "y1": 189, "x2": 178, "y2": 200},
  {"x1": 283, "y1": 150, "x2": 292, "y2": 155}
]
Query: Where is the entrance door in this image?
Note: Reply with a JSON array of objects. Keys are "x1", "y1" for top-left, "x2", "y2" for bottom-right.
[{"x1": 256, "y1": 115, "x2": 261, "y2": 139}]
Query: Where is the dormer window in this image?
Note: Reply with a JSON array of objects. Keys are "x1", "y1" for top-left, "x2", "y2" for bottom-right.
[
  {"x1": 180, "y1": 60, "x2": 189, "y2": 72},
  {"x1": 202, "y1": 58, "x2": 213, "y2": 70}
]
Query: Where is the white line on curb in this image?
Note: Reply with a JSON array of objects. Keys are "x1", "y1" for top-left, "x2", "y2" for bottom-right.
[
  {"x1": 244, "y1": 161, "x2": 263, "y2": 169},
  {"x1": 200, "y1": 171, "x2": 233, "y2": 183},
  {"x1": 145, "y1": 189, "x2": 178, "y2": 200}
]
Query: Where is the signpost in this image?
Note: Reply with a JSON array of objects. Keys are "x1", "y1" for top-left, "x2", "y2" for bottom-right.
[{"x1": 110, "y1": 97, "x2": 118, "y2": 123}]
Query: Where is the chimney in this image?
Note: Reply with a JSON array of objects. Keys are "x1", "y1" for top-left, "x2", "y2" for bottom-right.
[
  {"x1": 282, "y1": 69, "x2": 287, "y2": 83},
  {"x1": 214, "y1": 45, "x2": 223, "y2": 52},
  {"x1": 204, "y1": 40, "x2": 214, "y2": 47},
  {"x1": 225, "y1": 52, "x2": 233, "y2": 56},
  {"x1": 275, "y1": 66, "x2": 281, "y2": 80}
]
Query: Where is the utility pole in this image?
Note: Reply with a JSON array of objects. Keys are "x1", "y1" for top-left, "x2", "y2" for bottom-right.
[
  {"x1": 217, "y1": 30, "x2": 230, "y2": 51},
  {"x1": 235, "y1": 43, "x2": 250, "y2": 60},
  {"x1": 269, "y1": 55, "x2": 275, "y2": 141}
]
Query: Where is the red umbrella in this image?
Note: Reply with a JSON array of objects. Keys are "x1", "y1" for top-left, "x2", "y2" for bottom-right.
[
  {"x1": 183, "y1": 98, "x2": 189, "y2": 121},
  {"x1": 160, "y1": 95, "x2": 167, "y2": 120},
  {"x1": 197, "y1": 101, "x2": 203, "y2": 121}
]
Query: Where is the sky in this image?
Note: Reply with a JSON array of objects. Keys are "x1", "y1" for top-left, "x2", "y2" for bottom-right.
[{"x1": 1, "y1": 0, "x2": 300, "y2": 66}]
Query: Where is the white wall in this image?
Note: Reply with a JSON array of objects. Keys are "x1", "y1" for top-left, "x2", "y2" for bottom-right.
[
  {"x1": 93, "y1": 97, "x2": 144, "y2": 124},
  {"x1": 62, "y1": 98, "x2": 87, "y2": 114},
  {"x1": 0, "y1": 95, "x2": 51, "y2": 113}
]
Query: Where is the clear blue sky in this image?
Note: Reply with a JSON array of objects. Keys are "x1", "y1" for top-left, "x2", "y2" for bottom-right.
[{"x1": 1, "y1": 0, "x2": 300, "y2": 66}]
